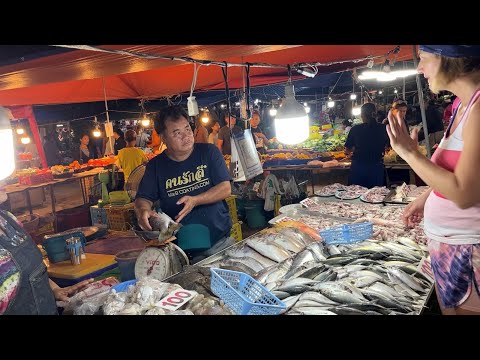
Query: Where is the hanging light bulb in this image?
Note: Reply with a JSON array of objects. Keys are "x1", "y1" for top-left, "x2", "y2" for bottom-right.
[
  {"x1": 93, "y1": 126, "x2": 102, "y2": 138},
  {"x1": 350, "y1": 94, "x2": 357, "y2": 100},
  {"x1": 16, "y1": 128, "x2": 24, "y2": 135},
  {"x1": 327, "y1": 100, "x2": 335, "y2": 108},
  {"x1": 379, "y1": 90, "x2": 383, "y2": 95},
  {"x1": 21, "y1": 136, "x2": 31, "y2": 145},
  {"x1": 274, "y1": 81, "x2": 309, "y2": 145},
  {"x1": 0, "y1": 107, "x2": 15, "y2": 180},
  {"x1": 269, "y1": 106, "x2": 277, "y2": 117},
  {"x1": 201, "y1": 110, "x2": 210, "y2": 124},
  {"x1": 394, "y1": 88, "x2": 398, "y2": 94},
  {"x1": 141, "y1": 116, "x2": 150, "y2": 127},
  {"x1": 352, "y1": 106, "x2": 361, "y2": 116},
  {"x1": 305, "y1": 106, "x2": 311, "y2": 113}
]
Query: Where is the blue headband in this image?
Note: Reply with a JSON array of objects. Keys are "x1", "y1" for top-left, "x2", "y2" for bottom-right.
[{"x1": 419, "y1": 45, "x2": 480, "y2": 58}]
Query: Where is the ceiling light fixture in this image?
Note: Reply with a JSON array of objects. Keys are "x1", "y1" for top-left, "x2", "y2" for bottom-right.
[{"x1": 275, "y1": 80, "x2": 309, "y2": 145}]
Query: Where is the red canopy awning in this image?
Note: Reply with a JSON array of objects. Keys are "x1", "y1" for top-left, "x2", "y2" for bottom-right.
[{"x1": 0, "y1": 45, "x2": 414, "y2": 106}]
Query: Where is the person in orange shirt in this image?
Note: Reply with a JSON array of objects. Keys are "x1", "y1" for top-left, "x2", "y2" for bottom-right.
[{"x1": 148, "y1": 128, "x2": 167, "y2": 154}]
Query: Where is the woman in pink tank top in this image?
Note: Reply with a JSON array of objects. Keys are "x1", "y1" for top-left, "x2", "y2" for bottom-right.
[{"x1": 386, "y1": 45, "x2": 480, "y2": 315}]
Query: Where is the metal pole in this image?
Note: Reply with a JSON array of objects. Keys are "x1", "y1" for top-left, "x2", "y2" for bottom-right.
[
  {"x1": 412, "y1": 45, "x2": 432, "y2": 158},
  {"x1": 102, "y1": 77, "x2": 114, "y2": 154}
]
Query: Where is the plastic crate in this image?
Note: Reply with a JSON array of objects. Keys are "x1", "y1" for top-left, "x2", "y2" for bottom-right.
[
  {"x1": 319, "y1": 221, "x2": 373, "y2": 245},
  {"x1": 105, "y1": 203, "x2": 135, "y2": 231},
  {"x1": 210, "y1": 268, "x2": 285, "y2": 315},
  {"x1": 226, "y1": 195, "x2": 238, "y2": 223},
  {"x1": 230, "y1": 221, "x2": 242, "y2": 242},
  {"x1": 112, "y1": 279, "x2": 137, "y2": 292}
]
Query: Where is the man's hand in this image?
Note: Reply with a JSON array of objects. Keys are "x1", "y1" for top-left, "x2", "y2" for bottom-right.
[
  {"x1": 136, "y1": 208, "x2": 159, "y2": 231},
  {"x1": 175, "y1": 196, "x2": 198, "y2": 223},
  {"x1": 52, "y1": 278, "x2": 94, "y2": 302}
]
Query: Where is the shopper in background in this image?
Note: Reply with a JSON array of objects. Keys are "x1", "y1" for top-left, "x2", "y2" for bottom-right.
[
  {"x1": 249, "y1": 110, "x2": 269, "y2": 154},
  {"x1": 43, "y1": 133, "x2": 60, "y2": 166},
  {"x1": 193, "y1": 118, "x2": 208, "y2": 144},
  {"x1": 217, "y1": 113, "x2": 242, "y2": 155},
  {"x1": 208, "y1": 121, "x2": 220, "y2": 147},
  {"x1": 135, "y1": 124, "x2": 150, "y2": 149},
  {"x1": 116, "y1": 130, "x2": 148, "y2": 183},
  {"x1": 388, "y1": 45, "x2": 480, "y2": 315},
  {"x1": 345, "y1": 102, "x2": 389, "y2": 188},
  {"x1": 135, "y1": 105, "x2": 234, "y2": 263},
  {"x1": 341, "y1": 119, "x2": 352, "y2": 134},
  {"x1": 383, "y1": 99, "x2": 409, "y2": 130},
  {"x1": 77, "y1": 134, "x2": 93, "y2": 164},
  {"x1": 148, "y1": 128, "x2": 167, "y2": 154},
  {"x1": 113, "y1": 127, "x2": 126, "y2": 155}
]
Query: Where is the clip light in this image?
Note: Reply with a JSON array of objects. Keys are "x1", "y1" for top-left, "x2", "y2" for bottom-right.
[
  {"x1": 0, "y1": 107, "x2": 15, "y2": 180},
  {"x1": 274, "y1": 81, "x2": 309, "y2": 145}
]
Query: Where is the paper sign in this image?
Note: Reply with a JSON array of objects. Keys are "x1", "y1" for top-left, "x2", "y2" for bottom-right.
[
  {"x1": 232, "y1": 129, "x2": 263, "y2": 181},
  {"x1": 416, "y1": 256, "x2": 435, "y2": 283},
  {"x1": 300, "y1": 198, "x2": 319, "y2": 208},
  {"x1": 156, "y1": 289, "x2": 196, "y2": 311}
]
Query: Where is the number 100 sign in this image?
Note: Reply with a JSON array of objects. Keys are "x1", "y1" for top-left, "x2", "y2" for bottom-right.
[{"x1": 156, "y1": 289, "x2": 196, "y2": 311}]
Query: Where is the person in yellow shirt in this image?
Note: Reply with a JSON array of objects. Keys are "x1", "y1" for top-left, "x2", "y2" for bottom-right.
[{"x1": 116, "y1": 130, "x2": 148, "y2": 183}]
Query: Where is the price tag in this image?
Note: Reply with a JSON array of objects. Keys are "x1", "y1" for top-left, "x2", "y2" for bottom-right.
[
  {"x1": 156, "y1": 289, "x2": 196, "y2": 312},
  {"x1": 416, "y1": 256, "x2": 435, "y2": 283},
  {"x1": 271, "y1": 216, "x2": 295, "y2": 224},
  {"x1": 300, "y1": 198, "x2": 318, "y2": 208}
]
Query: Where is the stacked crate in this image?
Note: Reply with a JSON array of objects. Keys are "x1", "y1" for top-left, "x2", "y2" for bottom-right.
[{"x1": 226, "y1": 195, "x2": 242, "y2": 242}]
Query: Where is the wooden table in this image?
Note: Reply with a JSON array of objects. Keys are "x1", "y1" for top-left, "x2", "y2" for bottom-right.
[{"x1": 3, "y1": 168, "x2": 106, "y2": 230}]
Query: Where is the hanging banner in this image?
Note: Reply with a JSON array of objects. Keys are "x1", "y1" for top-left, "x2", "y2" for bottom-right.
[
  {"x1": 232, "y1": 128, "x2": 263, "y2": 181},
  {"x1": 230, "y1": 136, "x2": 245, "y2": 182}
]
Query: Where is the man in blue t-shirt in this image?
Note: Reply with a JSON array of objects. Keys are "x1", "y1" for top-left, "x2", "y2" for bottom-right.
[{"x1": 135, "y1": 105, "x2": 233, "y2": 263}]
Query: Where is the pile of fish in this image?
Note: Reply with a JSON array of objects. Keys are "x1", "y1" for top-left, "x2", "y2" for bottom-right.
[
  {"x1": 198, "y1": 215, "x2": 433, "y2": 315},
  {"x1": 102, "y1": 277, "x2": 233, "y2": 315}
]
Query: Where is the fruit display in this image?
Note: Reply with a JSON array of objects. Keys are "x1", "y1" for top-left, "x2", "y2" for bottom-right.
[
  {"x1": 17, "y1": 168, "x2": 53, "y2": 185},
  {"x1": 18, "y1": 152, "x2": 33, "y2": 161},
  {"x1": 300, "y1": 134, "x2": 347, "y2": 152}
]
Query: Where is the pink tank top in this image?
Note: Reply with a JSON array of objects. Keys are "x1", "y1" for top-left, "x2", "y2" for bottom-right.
[{"x1": 424, "y1": 89, "x2": 480, "y2": 244}]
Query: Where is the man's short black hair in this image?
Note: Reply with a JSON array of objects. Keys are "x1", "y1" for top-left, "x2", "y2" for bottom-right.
[{"x1": 154, "y1": 105, "x2": 189, "y2": 135}]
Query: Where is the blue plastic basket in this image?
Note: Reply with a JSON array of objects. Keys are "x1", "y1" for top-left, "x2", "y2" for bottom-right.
[
  {"x1": 210, "y1": 268, "x2": 286, "y2": 315},
  {"x1": 112, "y1": 279, "x2": 137, "y2": 292},
  {"x1": 319, "y1": 222, "x2": 373, "y2": 245}
]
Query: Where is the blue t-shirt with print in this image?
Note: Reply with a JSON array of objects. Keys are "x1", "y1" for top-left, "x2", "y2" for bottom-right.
[{"x1": 136, "y1": 143, "x2": 232, "y2": 245}]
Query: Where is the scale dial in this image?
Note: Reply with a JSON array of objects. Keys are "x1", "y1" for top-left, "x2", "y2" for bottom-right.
[{"x1": 134, "y1": 247, "x2": 171, "y2": 281}]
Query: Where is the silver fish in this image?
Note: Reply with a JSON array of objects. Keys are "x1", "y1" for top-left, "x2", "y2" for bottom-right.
[{"x1": 246, "y1": 238, "x2": 291, "y2": 263}]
